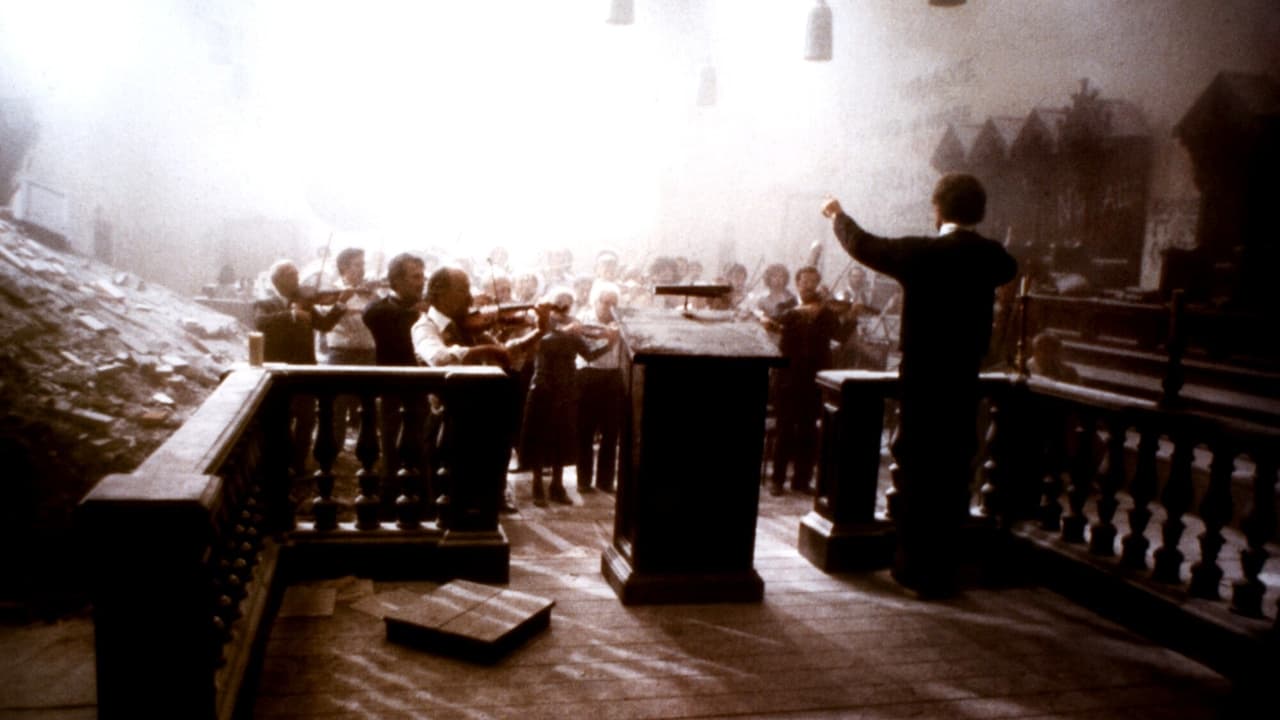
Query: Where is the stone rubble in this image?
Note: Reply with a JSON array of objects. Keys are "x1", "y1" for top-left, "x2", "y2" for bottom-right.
[{"x1": 0, "y1": 213, "x2": 251, "y2": 581}]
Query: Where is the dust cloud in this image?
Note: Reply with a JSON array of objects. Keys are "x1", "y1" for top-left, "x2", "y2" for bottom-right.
[{"x1": 0, "y1": 0, "x2": 1276, "y2": 292}]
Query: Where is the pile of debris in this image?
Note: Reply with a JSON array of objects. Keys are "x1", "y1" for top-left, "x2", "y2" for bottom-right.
[{"x1": 0, "y1": 214, "x2": 249, "y2": 615}]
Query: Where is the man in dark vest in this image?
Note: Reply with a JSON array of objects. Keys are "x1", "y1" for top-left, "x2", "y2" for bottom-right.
[
  {"x1": 254, "y1": 259, "x2": 350, "y2": 476},
  {"x1": 362, "y1": 252, "x2": 428, "y2": 488},
  {"x1": 823, "y1": 173, "x2": 1018, "y2": 598}
]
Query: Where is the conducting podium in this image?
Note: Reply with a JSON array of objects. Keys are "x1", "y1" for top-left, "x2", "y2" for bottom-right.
[{"x1": 601, "y1": 303, "x2": 783, "y2": 604}]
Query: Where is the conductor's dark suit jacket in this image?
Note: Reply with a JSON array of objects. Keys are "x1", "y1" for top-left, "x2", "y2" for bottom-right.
[{"x1": 832, "y1": 213, "x2": 1017, "y2": 501}]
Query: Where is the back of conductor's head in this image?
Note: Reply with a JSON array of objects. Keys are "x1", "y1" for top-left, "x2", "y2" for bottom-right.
[{"x1": 931, "y1": 173, "x2": 987, "y2": 226}]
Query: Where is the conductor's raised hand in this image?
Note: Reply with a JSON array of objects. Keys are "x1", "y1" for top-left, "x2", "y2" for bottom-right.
[{"x1": 821, "y1": 197, "x2": 843, "y2": 219}]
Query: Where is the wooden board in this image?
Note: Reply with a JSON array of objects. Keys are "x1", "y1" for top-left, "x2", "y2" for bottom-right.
[{"x1": 382, "y1": 579, "x2": 554, "y2": 663}]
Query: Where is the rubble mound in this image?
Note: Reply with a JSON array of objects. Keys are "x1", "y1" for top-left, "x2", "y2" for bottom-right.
[{"x1": 0, "y1": 214, "x2": 249, "y2": 617}]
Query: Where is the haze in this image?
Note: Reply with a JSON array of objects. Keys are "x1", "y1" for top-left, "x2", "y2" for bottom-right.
[{"x1": 1, "y1": 0, "x2": 1277, "y2": 292}]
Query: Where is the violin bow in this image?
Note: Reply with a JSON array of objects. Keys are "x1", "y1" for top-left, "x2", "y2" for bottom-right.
[{"x1": 313, "y1": 231, "x2": 334, "y2": 293}]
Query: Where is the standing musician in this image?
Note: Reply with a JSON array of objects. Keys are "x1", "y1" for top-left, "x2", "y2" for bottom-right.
[
  {"x1": 411, "y1": 266, "x2": 540, "y2": 513},
  {"x1": 362, "y1": 253, "x2": 429, "y2": 490},
  {"x1": 322, "y1": 247, "x2": 379, "y2": 451},
  {"x1": 254, "y1": 258, "x2": 352, "y2": 477},
  {"x1": 412, "y1": 268, "x2": 538, "y2": 368},
  {"x1": 574, "y1": 281, "x2": 625, "y2": 494}
]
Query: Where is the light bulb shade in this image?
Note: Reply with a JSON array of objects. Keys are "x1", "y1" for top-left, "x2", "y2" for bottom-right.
[
  {"x1": 697, "y1": 65, "x2": 717, "y2": 107},
  {"x1": 805, "y1": 1, "x2": 833, "y2": 62},
  {"x1": 606, "y1": 0, "x2": 634, "y2": 25}
]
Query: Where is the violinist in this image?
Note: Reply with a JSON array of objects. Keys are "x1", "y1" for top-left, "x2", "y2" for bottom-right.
[
  {"x1": 411, "y1": 266, "x2": 537, "y2": 513},
  {"x1": 361, "y1": 252, "x2": 429, "y2": 499},
  {"x1": 322, "y1": 248, "x2": 378, "y2": 366},
  {"x1": 575, "y1": 281, "x2": 624, "y2": 494},
  {"x1": 519, "y1": 287, "x2": 620, "y2": 506},
  {"x1": 412, "y1": 267, "x2": 541, "y2": 369},
  {"x1": 254, "y1": 259, "x2": 349, "y2": 366},
  {"x1": 253, "y1": 258, "x2": 349, "y2": 477},
  {"x1": 362, "y1": 253, "x2": 428, "y2": 367},
  {"x1": 767, "y1": 265, "x2": 850, "y2": 497}
]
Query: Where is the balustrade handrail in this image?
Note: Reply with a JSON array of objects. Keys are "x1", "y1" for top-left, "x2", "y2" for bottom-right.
[
  {"x1": 806, "y1": 365, "x2": 1279, "y2": 685},
  {"x1": 78, "y1": 363, "x2": 516, "y2": 720}
]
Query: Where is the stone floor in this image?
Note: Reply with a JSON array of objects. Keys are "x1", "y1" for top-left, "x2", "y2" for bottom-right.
[
  {"x1": 0, "y1": 466, "x2": 1249, "y2": 719},
  {"x1": 252, "y1": 471, "x2": 1236, "y2": 720}
]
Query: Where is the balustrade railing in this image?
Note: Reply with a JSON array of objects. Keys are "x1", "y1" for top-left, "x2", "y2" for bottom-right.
[
  {"x1": 78, "y1": 364, "x2": 515, "y2": 720},
  {"x1": 803, "y1": 368, "x2": 1279, "y2": 680}
]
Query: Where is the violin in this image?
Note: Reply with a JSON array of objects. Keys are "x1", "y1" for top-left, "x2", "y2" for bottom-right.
[
  {"x1": 295, "y1": 286, "x2": 346, "y2": 307},
  {"x1": 461, "y1": 302, "x2": 537, "y2": 332},
  {"x1": 295, "y1": 279, "x2": 389, "y2": 308},
  {"x1": 576, "y1": 323, "x2": 616, "y2": 340}
]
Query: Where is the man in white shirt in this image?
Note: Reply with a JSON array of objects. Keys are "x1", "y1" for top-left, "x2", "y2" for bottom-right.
[
  {"x1": 322, "y1": 248, "x2": 378, "y2": 449},
  {"x1": 411, "y1": 267, "x2": 538, "y2": 513}
]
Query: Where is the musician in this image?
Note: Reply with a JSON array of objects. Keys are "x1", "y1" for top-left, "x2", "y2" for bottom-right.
[
  {"x1": 411, "y1": 267, "x2": 513, "y2": 368},
  {"x1": 767, "y1": 266, "x2": 845, "y2": 496},
  {"x1": 322, "y1": 248, "x2": 378, "y2": 366},
  {"x1": 254, "y1": 259, "x2": 348, "y2": 365},
  {"x1": 575, "y1": 281, "x2": 624, "y2": 494},
  {"x1": 359, "y1": 253, "x2": 428, "y2": 503},
  {"x1": 253, "y1": 258, "x2": 349, "y2": 477},
  {"x1": 411, "y1": 266, "x2": 538, "y2": 513},
  {"x1": 363, "y1": 253, "x2": 427, "y2": 367}
]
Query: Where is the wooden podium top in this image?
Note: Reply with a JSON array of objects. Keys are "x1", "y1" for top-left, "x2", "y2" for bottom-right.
[{"x1": 615, "y1": 307, "x2": 783, "y2": 363}]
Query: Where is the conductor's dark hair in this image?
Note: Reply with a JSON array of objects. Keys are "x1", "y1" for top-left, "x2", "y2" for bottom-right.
[
  {"x1": 386, "y1": 252, "x2": 424, "y2": 284},
  {"x1": 931, "y1": 173, "x2": 987, "y2": 225},
  {"x1": 335, "y1": 247, "x2": 364, "y2": 273}
]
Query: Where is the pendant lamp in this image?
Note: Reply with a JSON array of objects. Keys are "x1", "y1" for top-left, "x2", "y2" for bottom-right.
[
  {"x1": 929, "y1": 0, "x2": 967, "y2": 6},
  {"x1": 805, "y1": 0, "x2": 833, "y2": 62},
  {"x1": 606, "y1": 0, "x2": 634, "y2": 25}
]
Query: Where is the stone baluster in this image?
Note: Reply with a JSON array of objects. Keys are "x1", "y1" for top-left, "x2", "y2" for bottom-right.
[
  {"x1": 1089, "y1": 415, "x2": 1128, "y2": 556},
  {"x1": 1061, "y1": 412, "x2": 1096, "y2": 544},
  {"x1": 1153, "y1": 433, "x2": 1195, "y2": 584},
  {"x1": 1120, "y1": 427, "x2": 1160, "y2": 569},
  {"x1": 1037, "y1": 398, "x2": 1066, "y2": 532},
  {"x1": 1190, "y1": 439, "x2": 1236, "y2": 599},
  {"x1": 354, "y1": 393, "x2": 382, "y2": 530},
  {"x1": 978, "y1": 397, "x2": 1005, "y2": 520},
  {"x1": 264, "y1": 393, "x2": 296, "y2": 531},
  {"x1": 1231, "y1": 449, "x2": 1276, "y2": 618},
  {"x1": 396, "y1": 392, "x2": 426, "y2": 530},
  {"x1": 310, "y1": 391, "x2": 341, "y2": 530},
  {"x1": 885, "y1": 418, "x2": 903, "y2": 521}
]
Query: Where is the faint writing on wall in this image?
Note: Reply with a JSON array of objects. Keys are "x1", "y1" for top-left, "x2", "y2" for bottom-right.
[{"x1": 900, "y1": 57, "x2": 979, "y2": 102}]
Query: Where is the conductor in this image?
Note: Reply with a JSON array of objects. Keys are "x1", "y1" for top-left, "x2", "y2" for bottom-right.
[{"x1": 822, "y1": 173, "x2": 1017, "y2": 598}]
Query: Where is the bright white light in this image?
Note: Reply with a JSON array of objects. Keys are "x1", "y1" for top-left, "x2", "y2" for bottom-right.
[
  {"x1": 0, "y1": 0, "x2": 151, "y2": 104},
  {"x1": 246, "y1": 1, "x2": 673, "y2": 257}
]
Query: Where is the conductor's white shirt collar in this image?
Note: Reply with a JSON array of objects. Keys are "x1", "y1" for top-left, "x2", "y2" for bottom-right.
[{"x1": 938, "y1": 222, "x2": 976, "y2": 237}]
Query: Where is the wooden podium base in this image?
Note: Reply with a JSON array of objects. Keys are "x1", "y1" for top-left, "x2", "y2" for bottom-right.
[
  {"x1": 797, "y1": 512, "x2": 896, "y2": 572},
  {"x1": 602, "y1": 546, "x2": 764, "y2": 605}
]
